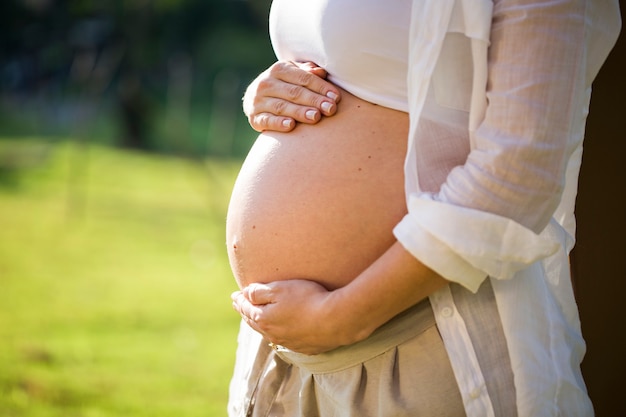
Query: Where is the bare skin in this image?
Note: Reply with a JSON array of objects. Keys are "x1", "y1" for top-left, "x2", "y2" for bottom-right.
[{"x1": 228, "y1": 88, "x2": 408, "y2": 291}]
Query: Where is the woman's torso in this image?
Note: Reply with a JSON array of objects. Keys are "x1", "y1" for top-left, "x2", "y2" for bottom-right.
[{"x1": 227, "y1": 0, "x2": 412, "y2": 290}]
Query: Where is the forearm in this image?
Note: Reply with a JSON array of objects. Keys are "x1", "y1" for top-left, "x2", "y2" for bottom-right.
[{"x1": 329, "y1": 241, "x2": 449, "y2": 344}]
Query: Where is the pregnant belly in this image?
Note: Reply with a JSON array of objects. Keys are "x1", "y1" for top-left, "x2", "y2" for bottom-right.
[{"x1": 226, "y1": 92, "x2": 409, "y2": 290}]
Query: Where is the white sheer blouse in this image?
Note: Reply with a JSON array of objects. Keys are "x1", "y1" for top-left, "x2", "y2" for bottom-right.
[{"x1": 393, "y1": 0, "x2": 620, "y2": 415}]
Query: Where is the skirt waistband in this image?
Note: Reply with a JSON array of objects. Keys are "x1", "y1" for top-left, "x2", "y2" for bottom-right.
[{"x1": 274, "y1": 298, "x2": 435, "y2": 374}]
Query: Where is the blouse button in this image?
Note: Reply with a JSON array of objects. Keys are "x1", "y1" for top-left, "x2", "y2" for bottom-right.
[
  {"x1": 440, "y1": 307, "x2": 453, "y2": 318},
  {"x1": 469, "y1": 388, "x2": 482, "y2": 399}
]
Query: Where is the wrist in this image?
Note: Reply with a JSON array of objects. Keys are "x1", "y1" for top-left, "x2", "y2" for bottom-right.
[
  {"x1": 325, "y1": 287, "x2": 378, "y2": 347},
  {"x1": 322, "y1": 242, "x2": 449, "y2": 348}
]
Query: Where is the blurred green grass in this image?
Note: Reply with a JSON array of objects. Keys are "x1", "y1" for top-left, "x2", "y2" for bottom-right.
[{"x1": 0, "y1": 139, "x2": 242, "y2": 416}]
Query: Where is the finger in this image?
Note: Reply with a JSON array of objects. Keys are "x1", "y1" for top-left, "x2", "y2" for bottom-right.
[
  {"x1": 296, "y1": 61, "x2": 328, "y2": 79},
  {"x1": 250, "y1": 113, "x2": 296, "y2": 133},
  {"x1": 269, "y1": 62, "x2": 341, "y2": 105},
  {"x1": 231, "y1": 291, "x2": 264, "y2": 329},
  {"x1": 244, "y1": 283, "x2": 275, "y2": 305},
  {"x1": 253, "y1": 82, "x2": 338, "y2": 119},
  {"x1": 231, "y1": 291, "x2": 245, "y2": 314},
  {"x1": 261, "y1": 96, "x2": 336, "y2": 123}
]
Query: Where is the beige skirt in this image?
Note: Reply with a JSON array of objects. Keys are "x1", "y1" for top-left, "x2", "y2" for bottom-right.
[{"x1": 227, "y1": 299, "x2": 466, "y2": 417}]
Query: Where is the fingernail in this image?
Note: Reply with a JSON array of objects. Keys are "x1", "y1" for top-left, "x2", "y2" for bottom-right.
[
  {"x1": 321, "y1": 101, "x2": 333, "y2": 113},
  {"x1": 305, "y1": 110, "x2": 318, "y2": 120},
  {"x1": 282, "y1": 119, "x2": 294, "y2": 128},
  {"x1": 326, "y1": 91, "x2": 339, "y2": 101}
]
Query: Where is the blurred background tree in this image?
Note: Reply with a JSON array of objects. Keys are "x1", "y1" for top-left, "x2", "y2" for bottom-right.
[{"x1": 0, "y1": 0, "x2": 275, "y2": 157}]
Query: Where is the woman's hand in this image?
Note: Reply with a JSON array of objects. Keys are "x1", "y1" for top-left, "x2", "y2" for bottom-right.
[
  {"x1": 243, "y1": 61, "x2": 342, "y2": 133},
  {"x1": 231, "y1": 242, "x2": 449, "y2": 356},
  {"x1": 231, "y1": 280, "x2": 357, "y2": 355}
]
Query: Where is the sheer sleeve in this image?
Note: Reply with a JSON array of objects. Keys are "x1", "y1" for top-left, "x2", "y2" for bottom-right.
[{"x1": 395, "y1": 0, "x2": 621, "y2": 292}]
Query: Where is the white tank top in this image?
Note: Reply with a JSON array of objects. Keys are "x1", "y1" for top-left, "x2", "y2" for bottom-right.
[{"x1": 269, "y1": 0, "x2": 412, "y2": 112}]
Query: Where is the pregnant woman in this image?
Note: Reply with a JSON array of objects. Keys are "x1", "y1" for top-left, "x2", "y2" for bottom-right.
[{"x1": 227, "y1": 0, "x2": 620, "y2": 416}]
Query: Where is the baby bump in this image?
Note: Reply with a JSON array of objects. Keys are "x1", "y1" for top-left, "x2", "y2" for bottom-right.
[{"x1": 226, "y1": 92, "x2": 409, "y2": 290}]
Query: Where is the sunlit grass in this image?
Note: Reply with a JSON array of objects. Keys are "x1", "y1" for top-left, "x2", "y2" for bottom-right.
[{"x1": 0, "y1": 139, "x2": 243, "y2": 416}]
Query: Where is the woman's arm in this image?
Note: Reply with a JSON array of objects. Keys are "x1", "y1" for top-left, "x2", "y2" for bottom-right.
[
  {"x1": 243, "y1": 61, "x2": 341, "y2": 132},
  {"x1": 233, "y1": 0, "x2": 620, "y2": 353}
]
